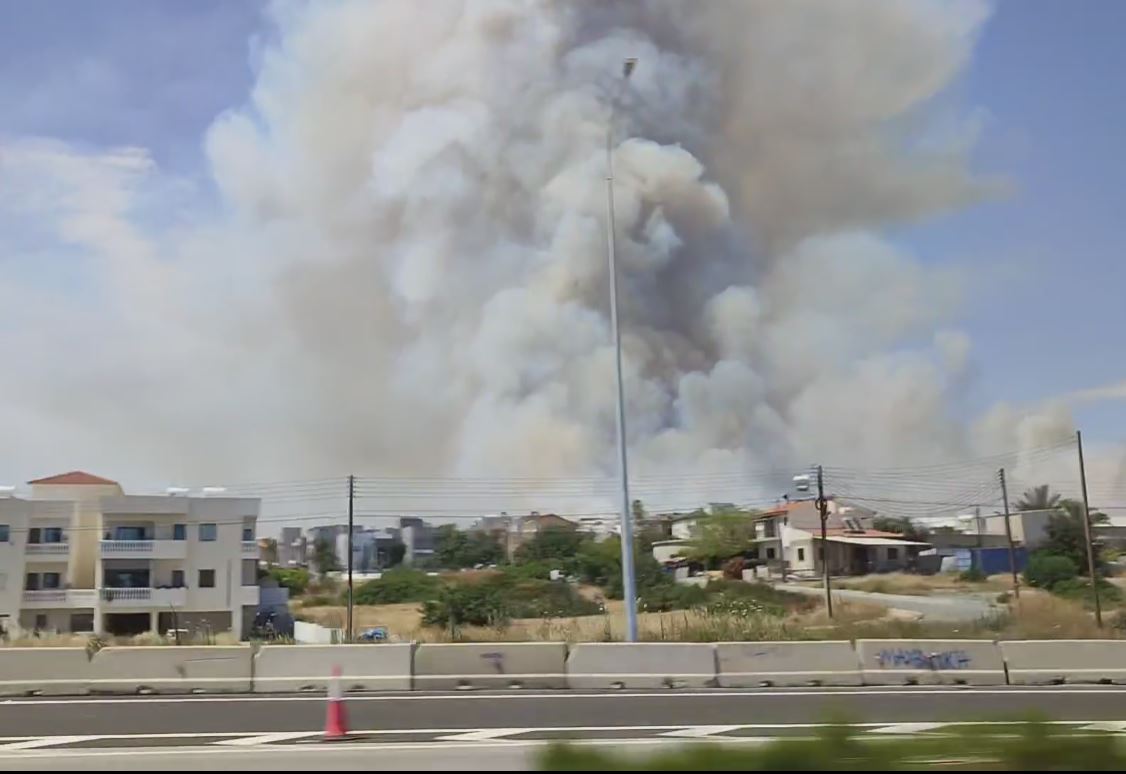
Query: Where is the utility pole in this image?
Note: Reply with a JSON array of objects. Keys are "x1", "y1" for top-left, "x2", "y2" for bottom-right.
[
  {"x1": 998, "y1": 468, "x2": 1019, "y2": 600},
  {"x1": 816, "y1": 465, "x2": 833, "y2": 618},
  {"x1": 607, "y1": 57, "x2": 639, "y2": 642},
  {"x1": 1077, "y1": 430, "x2": 1102, "y2": 626},
  {"x1": 347, "y1": 474, "x2": 355, "y2": 642}
]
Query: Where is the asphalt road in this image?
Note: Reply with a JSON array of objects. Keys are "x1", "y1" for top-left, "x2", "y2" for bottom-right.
[
  {"x1": 2, "y1": 688, "x2": 1125, "y2": 770},
  {"x1": 777, "y1": 584, "x2": 997, "y2": 621}
]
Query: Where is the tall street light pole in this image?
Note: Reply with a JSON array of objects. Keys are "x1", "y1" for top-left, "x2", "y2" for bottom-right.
[{"x1": 607, "y1": 57, "x2": 639, "y2": 642}]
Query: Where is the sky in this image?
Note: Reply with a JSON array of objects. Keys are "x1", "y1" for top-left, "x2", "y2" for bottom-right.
[{"x1": 0, "y1": 0, "x2": 1124, "y2": 505}]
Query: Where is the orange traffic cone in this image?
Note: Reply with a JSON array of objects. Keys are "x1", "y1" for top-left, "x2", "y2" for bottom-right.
[{"x1": 323, "y1": 665, "x2": 349, "y2": 740}]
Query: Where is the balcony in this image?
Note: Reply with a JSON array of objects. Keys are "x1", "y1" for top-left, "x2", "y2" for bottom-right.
[
  {"x1": 22, "y1": 589, "x2": 97, "y2": 608},
  {"x1": 241, "y1": 540, "x2": 258, "y2": 557},
  {"x1": 100, "y1": 587, "x2": 187, "y2": 608},
  {"x1": 25, "y1": 543, "x2": 70, "y2": 557},
  {"x1": 100, "y1": 540, "x2": 187, "y2": 560}
]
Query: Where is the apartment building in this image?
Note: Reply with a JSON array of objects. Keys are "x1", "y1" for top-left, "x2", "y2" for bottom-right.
[{"x1": 0, "y1": 471, "x2": 259, "y2": 639}]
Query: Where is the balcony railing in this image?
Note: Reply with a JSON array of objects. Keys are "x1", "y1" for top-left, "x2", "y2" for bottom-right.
[
  {"x1": 241, "y1": 540, "x2": 258, "y2": 556},
  {"x1": 26, "y1": 543, "x2": 69, "y2": 556},
  {"x1": 22, "y1": 589, "x2": 98, "y2": 608},
  {"x1": 100, "y1": 587, "x2": 152, "y2": 602},
  {"x1": 101, "y1": 540, "x2": 153, "y2": 554},
  {"x1": 100, "y1": 540, "x2": 187, "y2": 559}
]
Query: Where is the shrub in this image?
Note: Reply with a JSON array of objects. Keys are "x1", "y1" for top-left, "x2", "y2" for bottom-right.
[
  {"x1": 1024, "y1": 552, "x2": 1079, "y2": 589},
  {"x1": 354, "y1": 568, "x2": 440, "y2": 605},
  {"x1": 268, "y1": 567, "x2": 311, "y2": 595},
  {"x1": 638, "y1": 583, "x2": 709, "y2": 612},
  {"x1": 958, "y1": 567, "x2": 987, "y2": 583},
  {"x1": 421, "y1": 582, "x2": 508, "y2": 629},
  {"x1": 500, "y1": 560, "x2": 556, "y2": 582},
  {"x1": 300, "y1": 593, "x2": 338, "y2": 607},
  {"x1": 722, "y1": 556, "x2": 746, "y2": 580}
]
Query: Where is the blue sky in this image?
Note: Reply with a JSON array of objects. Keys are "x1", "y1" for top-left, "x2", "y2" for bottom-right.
[
  {"x1": 0, "y1": 0, "x2": 1124, "y2": 479},
  {"x1": 899, "y1": 0, "x2": 1126, "y2": 439}
]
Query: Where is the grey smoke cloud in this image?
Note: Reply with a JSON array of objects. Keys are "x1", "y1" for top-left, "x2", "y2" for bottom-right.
[{"x1": 3, "y1": 0, "x2": 1117, "y2": 509}]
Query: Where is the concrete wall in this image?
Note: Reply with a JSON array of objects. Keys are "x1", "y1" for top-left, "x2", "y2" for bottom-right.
[
  {"x1": 857, "y1": 639, "x2": 1006, "y2": 685},
  {"x1": 566, "y1": 643, "x2": 716, "y2": 688},
  {"x1": 414, "y1": 642, "x2": 567, "y2": 689},
  {"x1": 716, "y1": 641, "x2": 861, "y2": 687},
  {"x1": 1001, "y1": 640, "x2": 1126, "y2": 684},
  {"x1": 255, "y1": 644, "x2": 412, "y2": 692}
]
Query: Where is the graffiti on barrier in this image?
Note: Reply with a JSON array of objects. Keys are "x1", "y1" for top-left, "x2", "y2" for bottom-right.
[{"x1": 876, "y1": 648, "x2": 972, "y2": 670}]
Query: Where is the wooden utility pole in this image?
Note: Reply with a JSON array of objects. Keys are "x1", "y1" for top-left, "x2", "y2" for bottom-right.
[
  {"x1": 1076, "y1": 431, "x2": 1102, "y2": 627},
  {"x1": 998, "y1": 468, "x2": 1020, "y2": 600},
  {"x1": 817, "y1": 465, "x2": 833, "y2": 618}
]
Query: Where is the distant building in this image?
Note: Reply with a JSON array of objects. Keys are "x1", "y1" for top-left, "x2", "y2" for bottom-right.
[
  {"x1": 276, "y1": 526, "x2": 307, "y2": 568},
  {"x1": 399, "y1": 517, "x2": 436, "y2": 566},
  {"x1": 472, "y1": 512, "x2": 579, "y2": 560}
]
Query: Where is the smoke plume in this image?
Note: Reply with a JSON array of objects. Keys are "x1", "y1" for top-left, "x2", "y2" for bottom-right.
[{"x1": 3, "y1": 0, "x2": 1118, "y2": 506}]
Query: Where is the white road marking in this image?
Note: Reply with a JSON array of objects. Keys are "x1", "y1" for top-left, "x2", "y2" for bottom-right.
[
  {"x1": 0, "y1": 736, "x2": 97, "y2": 750},
  {"x1": 3, "y1": 686, "x2": 1126, "y2": 706},
  {"x1": 1079, "y1": 721, "x2": 1126, "y2": 733},
  {"x1": 869, "y1": 722, "x2": 947, "y2": 735},
  {"x1": 660, "y1": 725, "x2": 743, "y2": 738},
  {"x1": 215, "y1": 731, "x2": 322, "y2": 746},
  {"x1": 434, "y1": 728, "x2": 528, "y2": 742}
]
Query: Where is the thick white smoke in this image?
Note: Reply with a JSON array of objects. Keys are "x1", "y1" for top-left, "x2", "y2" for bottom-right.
[{"x1": 3, "y1": 0, "x2": 1122, "y2": 508}]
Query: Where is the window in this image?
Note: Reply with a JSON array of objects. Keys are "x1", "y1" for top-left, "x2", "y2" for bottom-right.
[
  {"x1": 0, "y1": 524, "x2": 8, "y2": 542},
  {"x1": 198, "y1": 569, "x2": 215, "y2": 588},
  {"x1": 199, "y1": 523, "x2": 217, "y2": 542},
  {"x1": 27, "y1": 527, "x2": 40, "y2": 544},
  {"x1": 114, "y1": 525, "x2": 146, "y2": 541},
  {"x1": 173, "y1": 524, "x2": 187, "y2": 541},
  {"x1": 70, "y1": 613, "x2": 94, "y2": 633},
  {"x1": 242, "y1": 526, "x2": 254, "y2": 541},
  {"x1": 766, "y1": 547, "x2": 776, "y2": 560},
  {"x1": 42, "y1": 573, "x2": 61, "y2": 589},
  {"x1": 797, "y1": 548, "x2": 805, "y2": 562},
  {"x1": 25, "y1": 573, "x2": 39, "y2": 590},
  {"x1": 44, "y1": 527, "x2": 63, "y2": 544},
  {"x1": 171, "y1": 570, "x2": 185, "y2": 588},
  {"x1": 887, "y1": 547, "x2": 899, "y2": 560},
  {"x1": 34, "y1": 614, "x2": 47, "y2": 631}
]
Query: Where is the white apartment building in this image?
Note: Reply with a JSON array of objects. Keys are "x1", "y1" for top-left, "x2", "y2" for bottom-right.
[{"x1": 0, "y1": 471, "x2": 259, "y2": 639}]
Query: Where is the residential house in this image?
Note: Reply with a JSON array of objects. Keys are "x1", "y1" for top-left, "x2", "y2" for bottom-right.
[
  {"x1": 0, "y1": 471, "x2": 259, "y2": 639},
  {"x1": 472, "y1": 512, "x2": 579, "y2": 560}
]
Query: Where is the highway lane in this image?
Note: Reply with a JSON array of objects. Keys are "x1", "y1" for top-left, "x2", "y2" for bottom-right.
[{"x1": 3, "y1": 687, "x2": 1126, "y2": 738}]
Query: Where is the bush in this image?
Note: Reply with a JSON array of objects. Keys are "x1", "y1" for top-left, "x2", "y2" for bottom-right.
[
  {"x1": 500, "y1": 560, "x2": 556, "y2": 582},
  {"x1": 538, "y1": 720, "x2": 1126, "y2": 770},
  {"x1": 1024, "y1": 552, "x2": 1079, "y2": 589},
  {"x1": 958, "y1": 567, "x2": 987, "y2": 583},
  {"x1": 638, "y1": 583, "x2": 709, "y2": 612},
  {"x1": 354, "y1": 568, "x2": 440, "y2": 605},
  {"x1": 421, "y1": 581, "x2": 509, "y2": 629},
  {"x1": 268, "y1": 567, "x2": 311, "y2": 595},
  {"x1": 300, "y1": 593, "x2": 339, "y2": 607}
]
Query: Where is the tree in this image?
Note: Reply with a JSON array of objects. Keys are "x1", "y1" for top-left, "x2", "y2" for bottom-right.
[
  {"x1": 1024, "y1": 553, "x2": 1078, "y2": 589},
  {"x1": 684, "y1": 509, "x2": 760, "y2": 568},
  {"x1": 1041, "y1": 499, "x2": 1108, "y2": 576},
  {"x1": 268, "y1": 567, "x2": 310, "y2": 595},
  {"x1": 1015, "y1": 484, "x2": 1061, "y2": 512},
  {"x1": 312, "y1": 537, "x2": 339, "y2": 574},
  {"x1": 389, "y1": 543, "x2": 407, "y2": 567},
  {"x1": 872, "y1": 516, "x2": 930, "y2": 543},
  {"x1": 515, "y1": 527, "x2": 588, "y2": 563},
  {"x1": 433, "y1": 525, "x2": 504, "y2": 568}
]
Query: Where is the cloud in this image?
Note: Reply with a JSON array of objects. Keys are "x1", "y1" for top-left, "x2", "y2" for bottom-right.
[{"x1": 3, "y1": 0, "x2": 1094, "y2": 514}]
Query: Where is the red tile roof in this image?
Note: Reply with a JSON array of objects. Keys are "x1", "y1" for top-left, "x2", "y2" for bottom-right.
[{"x1": 27, "y1": 471, "x2": 119, "y2": 486}]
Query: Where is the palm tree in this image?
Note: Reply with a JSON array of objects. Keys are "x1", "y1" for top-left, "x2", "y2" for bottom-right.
[{"x1": 1014, "y1": 484, "x2": 1061, "y2": 513}]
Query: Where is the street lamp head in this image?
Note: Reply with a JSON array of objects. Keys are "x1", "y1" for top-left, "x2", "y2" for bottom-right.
[{"x1": 623, "y1": 57, "x2": 637, "y2": 79}]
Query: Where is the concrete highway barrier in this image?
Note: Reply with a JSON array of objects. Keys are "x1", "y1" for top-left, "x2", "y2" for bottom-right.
[
  {"x1": 716, "y1": 641, "x2": 861, "y2": 687},
  {"x1": 254, "y1": 643, "x2": 412, "y2": 692},
  {"x1": 857, "y1": 639, "x2": 1006, "y2": 685},
  {"x1": 1001, "y1": 639, "x2": 1126, "y2": 684},
  {"x1": 566, "y1": 643, "x2": 717, "y2": 689},
  {"x1": 413, "y1": 642, "x2": 568, "y2": 689},
  {"x1": 88, "y1": 646, "x2": 254, "y2": 693},
  {"x1": 0, "y1": 648, "x2": 92, "y2": 695}
]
